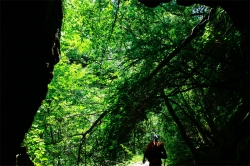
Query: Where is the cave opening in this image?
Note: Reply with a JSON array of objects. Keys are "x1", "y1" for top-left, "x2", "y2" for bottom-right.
[{"x1": 1, "y1": 0, "x2": 249, "y2": 165}]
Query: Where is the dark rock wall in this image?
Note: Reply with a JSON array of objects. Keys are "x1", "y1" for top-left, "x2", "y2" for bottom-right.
[
  {"x1": 1, "y1": 1, "x2": 63, "y2": 165},
  {"x1": 138, "y1": 0, "x2": 249, "y2": 29},
  {"x1": 16, "y1": 147, "x2": 34, "y2": 166}
]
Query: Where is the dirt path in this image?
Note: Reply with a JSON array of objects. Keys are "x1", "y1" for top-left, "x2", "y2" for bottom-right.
[{"x1": 129, "y1": 161, "x2": 149, "y2": 166}]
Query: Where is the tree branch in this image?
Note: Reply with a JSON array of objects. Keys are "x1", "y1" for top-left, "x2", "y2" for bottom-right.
[
  {"x1": 168, "y1": 98, "x2": 214, "y2": 146},
  {"x1": 142, "y1": 8, "x2": 215, "y2": 83},
  {"x1": 161, "y1": 91, "x2": 197, "y2": 154},
  {"x1": 76, "y1": 110, "x2": 108, "y2": 165}
]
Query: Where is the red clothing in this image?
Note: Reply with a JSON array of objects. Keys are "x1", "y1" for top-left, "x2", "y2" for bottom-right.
[{"x1": 145, "y1": 141, "x2": 167, "y2": 165}]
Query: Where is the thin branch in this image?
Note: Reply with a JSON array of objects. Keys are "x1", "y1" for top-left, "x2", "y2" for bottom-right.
[
  {"x1": 159, "y1": 4, "x2": 206, "y2": 17},
  {"x1": 76, "y1": 110, "x2": 108, "y2": 165},
  {"x1": 101, "y1": 0, "x2": 121, "y2": 62},
  {"x1": 223, "y1": 23, "x2": 233, "y2": 36},
  {"x1": 170, "y1": 84, "x2": 211, "y2": 95},
  {"x1": 65, "y1": 112, "x2": 103, "y2": 119}
]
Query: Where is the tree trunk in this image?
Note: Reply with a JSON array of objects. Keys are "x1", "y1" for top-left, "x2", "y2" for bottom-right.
[{"x1": 162, "y1": 91, "x2": 196, "y2": 155}]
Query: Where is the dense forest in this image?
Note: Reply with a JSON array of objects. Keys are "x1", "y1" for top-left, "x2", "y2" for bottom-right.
[{"x1": 22, "y1": 0, "x2": 249, "y2": 165}]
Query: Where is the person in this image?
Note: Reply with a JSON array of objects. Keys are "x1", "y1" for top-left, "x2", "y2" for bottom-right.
[{"x1": 143, "y1": 134, "x2": 167, "y2": 166}]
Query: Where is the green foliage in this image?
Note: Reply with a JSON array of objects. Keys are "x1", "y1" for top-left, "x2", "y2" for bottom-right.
[{"x1": 24, "y1": 0, "x2": 248, "y2": 165}]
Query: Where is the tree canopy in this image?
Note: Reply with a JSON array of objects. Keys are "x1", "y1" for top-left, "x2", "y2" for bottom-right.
[{"x1": 23, "y1": 0, "x2": 249, "y2": 165}]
